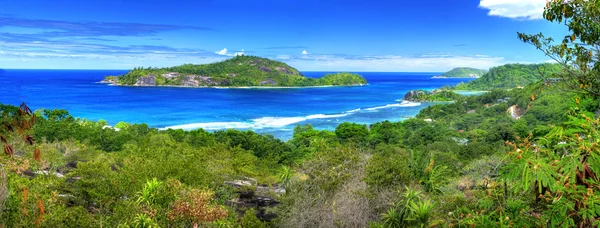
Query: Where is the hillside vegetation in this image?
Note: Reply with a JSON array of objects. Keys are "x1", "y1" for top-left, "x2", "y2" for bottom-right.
[
  {"x1": 2, "y1": 78, "x2": 596, "y2": 227},
  {"x1": 454, "y1": 63, "x2": 563, "y2": 90},
  {"x1": 104, "y1": 56, "x2": 367, "y2": 87},
  {"x1": 441, "y1": 67, "x2": 488, "y2": 78},
  {"x1": 3, "y1": 2, "x2": 600, "y2": 227}
]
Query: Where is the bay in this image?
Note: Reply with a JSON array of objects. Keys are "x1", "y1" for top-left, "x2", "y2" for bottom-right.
[{"x1": 0, "y1": 70, "x2": 475, "y2": 140}]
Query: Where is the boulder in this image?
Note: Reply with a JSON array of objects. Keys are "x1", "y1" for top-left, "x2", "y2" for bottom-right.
[
  {"x1": 134, "y1": 74, "x2": 156, "y2": 86},
  {"x1": 161, "y1": 72, "x2": 180, "y2": 79},
  {"x1": 403, "y1": 90, "x2": 428, "y2": 102},
  {"x1": 275, "y1": 67, "x2": 294, "y2": 75},
  {"x1": 258, "y1": 66, "x2": 272, "y2": 72},
  {"x1": 260, "y1": 79, "x2": 277, "y2": 85}
]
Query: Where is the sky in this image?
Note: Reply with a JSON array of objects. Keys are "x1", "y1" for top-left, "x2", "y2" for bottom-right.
[{"x1": 0, "y1": 0, "x2": 567, "y2": 71}]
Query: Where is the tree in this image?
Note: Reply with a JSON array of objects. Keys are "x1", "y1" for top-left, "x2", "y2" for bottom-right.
[
  {"x1": 518, "y1": 0, "x2": 600, "y2": 98},
  {"x1": 335, "y1": 122, "x2": 369, "y2": 145}
]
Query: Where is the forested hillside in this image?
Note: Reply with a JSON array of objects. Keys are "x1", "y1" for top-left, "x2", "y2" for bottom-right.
[
  {"x1": 2, "y1": 1, "x2": 600, "y2": 227},
  {"x1": 454, "y1": 63, "x2": 563, "y2": 90},
  {"x1": 1, "y1": 77, "x2": 595, "y2": 227},
  {"x1": 441, "y1": 67, "x2": 488, "y2": 78}
]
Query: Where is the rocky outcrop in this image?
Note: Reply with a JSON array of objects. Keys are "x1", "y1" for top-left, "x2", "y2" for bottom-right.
[
  {"x1": 403, "y1": 90, "x2": 428, "y2": 102},
  {"x1": 258, "y1": 66, "x2": 272, "y2": 72},
  {"x1": 181, "y1": 75, "x2": 200, "y2": 87},
  {"x1": 161, "y1": 72, "x2": 180, "y2": 79},
  {"x1": 275, "y1": 67, "x2": 295, "y2": 75},
  {"x1": 507, "y1": 105, "x2": 522, "y2": 120},
  {"x1": 99, "y1": 77, "x2": 118, "y2": 84},
  {"x1": 225, "y1": 178, "x2": 285, "y2": 222},
  {"x1": 260, "y1": 79, "x2": 277, "y2": 85},
  {"x1": 134, "y1": 74, "x2": 157, "y2": 86}
]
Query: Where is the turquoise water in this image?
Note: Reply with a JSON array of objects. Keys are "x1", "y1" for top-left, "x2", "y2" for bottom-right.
[{"x1": 0, "y1": 70, "x2": 475, "y2": 140}]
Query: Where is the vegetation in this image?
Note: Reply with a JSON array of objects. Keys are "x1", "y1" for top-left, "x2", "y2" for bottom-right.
[
  {"x1": 454, "y1": 63, "x2": 563, "y2": 90},
  {"x1": 2, "y1": 74, "x2": 594, "y2": 227},
  {"x1": 441, "y1": 67, "x2": 488, "y2": 78},
  {"x1": 404, "y1": 90, "x2": 462, "y2": 102},
  {"x1": 105, "y1": 56, "x2": 367, "y2": 87},
  {"x1": 1, "y1": 2, "x2": 600, "y2": 227}
]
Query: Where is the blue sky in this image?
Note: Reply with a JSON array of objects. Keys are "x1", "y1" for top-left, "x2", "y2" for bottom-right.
[{"x1": 0, "y1": 0, "x2": 564, "y2": 71}]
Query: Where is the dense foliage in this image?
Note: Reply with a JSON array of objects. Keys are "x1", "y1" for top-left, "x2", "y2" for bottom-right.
[
  {"x1": 106, "y1": 56, "x2": 367, "y2": 87},
  {"x1": 441, "y1": 67, "x2": 488, "y2": 78},
  {"x1": 454, "y1": 63, "x2": 563, "y2": 90},
  {"x1": 404, "y1": 90, "x2": 462, "y2": 102},
  {"x1": 2, "y1": 76, "x2": 594, "y2": 227},
  {"x1": 519, "y1": 0, "x2": 600, "y2": 99},
  {"x1": 2, "y1": 2, "x2": 600, "y2": 227}
]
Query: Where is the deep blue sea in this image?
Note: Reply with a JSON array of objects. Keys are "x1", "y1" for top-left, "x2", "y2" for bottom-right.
[{"x1": 0, "y1": 70, "x2": 475, "y2": 140}]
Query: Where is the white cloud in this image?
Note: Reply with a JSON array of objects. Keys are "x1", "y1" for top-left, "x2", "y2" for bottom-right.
[
  {"x1": 302, "y1": 50, "x2": 308, "y2": 55},
  {"x1": 216, "y1": 48, "x2": 228, "y2": 55},
  {"x1": 216, "y1": 48, "x2": 245, "y2": 56},
  {"x1": 479, "y1": 0, "x2": 546, "y2": 20}
]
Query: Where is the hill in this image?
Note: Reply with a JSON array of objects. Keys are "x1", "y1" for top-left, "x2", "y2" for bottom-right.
[
  {"x1": 102, "y1": 56, "x2": 367, "y2": 87},
  {"x1": 453, "y1": 63, "x2": 563, "y2": 90},
  {"x1": 435, "y1": 67, "x2": 488, "y2": 78}
]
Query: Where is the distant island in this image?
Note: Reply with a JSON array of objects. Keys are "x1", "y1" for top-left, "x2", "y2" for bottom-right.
[
  {"x1": 432, "y1": 67, "x2": 488, "y2": 78},
  {"x1": 101, "y1": 56, "x2": 367, "y2": 88},
  {"x1": 453, "y1": 63, "x2": 563, "y2": 90}
]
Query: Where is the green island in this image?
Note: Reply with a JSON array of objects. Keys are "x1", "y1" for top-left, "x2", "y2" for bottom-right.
[
  {"x1": 454, "y1": 63, "x2": 564, "y2": 90},
  {"x1": 102, "y1": 55, "x2": 367, "y2": 87},
  {"x1": 403, "y1": 89, "x2": 462, "y2": 102},
  {"x1": 433, "y1": 67, "x2": 488, "y2": 78},
  {"x1": 2, "y1": 2, "x2": 600, "y2": 228}
]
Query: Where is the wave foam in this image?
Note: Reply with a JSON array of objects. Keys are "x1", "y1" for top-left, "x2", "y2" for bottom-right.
[
  {"x1": 162, "y1": 101, "x2": 421, "y2": 131},
  {"x1": 365, "y1": 101, "x2": 421, "y2": 111}
]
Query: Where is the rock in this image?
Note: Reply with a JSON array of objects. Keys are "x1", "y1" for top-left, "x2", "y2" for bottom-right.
[
  {"x1": 260, "y1": 79, "x2": 277, "y2": 85},
  {"x1": 507, "y1": 105, "x2": 522, "y2": 120},
  {"x1": 161, "y1": 72, "x2": 180, "y2": 79},
  {"x1": 225, "y1": 178, "x2": 284, "y2": 221},
  {"x1": 182, "y1": 75, "x2": 200, "y2": 87},
  {"x1": 65, "y1": 160, "x2": 79, "y2": 169},
  {"x1": 275, "y1": 67, "x2": 295, "y2": 75},
  {"x1": 258, "y1": 66, "x2": 272, "y2": 72},
  {"x1": 134, "y1": 74, "x2": 156, "y2": 86},
  {"x1": 99, "y1": 79, "x2": 116, "y2": 84},
  {"x1": 403, "y1": 90, "x2": 428, "y2": 102}
]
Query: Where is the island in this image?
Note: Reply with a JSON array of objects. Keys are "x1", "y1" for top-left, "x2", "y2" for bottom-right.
[
  {"x1": 453, "y1": 63, "x2": 563, "y2": 90},
  {"x1": 101, "y1": 56, "x2": 367, "y2": 87},
  {"x1": 432, "y1": 67, "x2": 488, "y2": 78}
]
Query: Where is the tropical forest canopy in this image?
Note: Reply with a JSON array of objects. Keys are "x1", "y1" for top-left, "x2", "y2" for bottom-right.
[
  {"x1": 441, "y1": 67, "x2": 488, "y2": 78},
  {"x1": 454, "y1": 63, "x2": 564, "y2": 90},
  {"x1": 2, "y1": 0, "x2": 600, "y2": 227}
]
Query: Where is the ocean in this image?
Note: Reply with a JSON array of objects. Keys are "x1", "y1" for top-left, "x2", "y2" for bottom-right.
[{"x1": 0, "y1": 70, "x2": 475, "y2": 140}]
